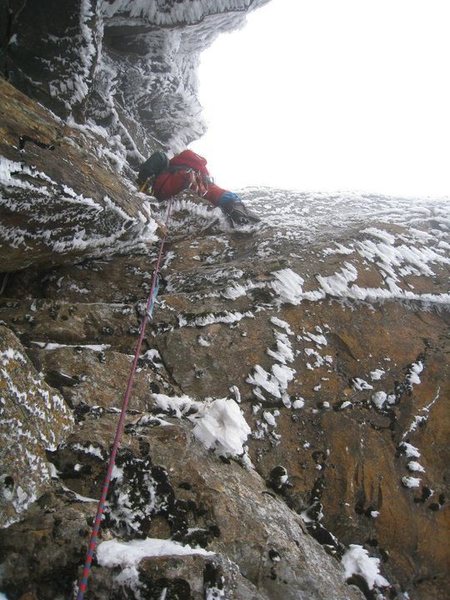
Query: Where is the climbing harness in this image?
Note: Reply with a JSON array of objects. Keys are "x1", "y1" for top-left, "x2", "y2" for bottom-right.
[{"x1": 75, "y1": 199, "x2": 173, "y2": 600}]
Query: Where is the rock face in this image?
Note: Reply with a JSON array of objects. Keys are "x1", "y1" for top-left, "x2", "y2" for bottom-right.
[
  {"x1": 0, "y1": 1, "x2": 449, "y2": 599},
  {"x1": 1, "y1": 0, "x2": 271, "y2": 161},
  {"x1": 0, "y1": 78, "x2": 158, "y2": 272},
  {"x1": 0, "y1": 0, "x2": 269, "y2": 272},
  {"x1": 0, "y1": 188, "x2": 449, "y2": 599},
  {"x1": 0, "y1": 325, "x2": 73, "y2": 527}
]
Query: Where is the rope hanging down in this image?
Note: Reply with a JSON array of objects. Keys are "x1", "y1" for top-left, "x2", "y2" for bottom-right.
[{"x1": 76, "y1": 199, "x2": 173, "y2": 600}]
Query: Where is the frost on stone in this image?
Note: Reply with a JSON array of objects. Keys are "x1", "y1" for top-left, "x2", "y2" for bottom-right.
[
  {"x1": 402, "y1": 388, "x2": 440, "y2": 439},
  {"x1": 141, "y1": 348, "x2": 164, "y2": 369},
  {"x1": 317, "y1": 263, "x2": 359, "y2": 298},
  {"x1": 97, "y1": 536, "x2": 215, "y2": 596},
  {"x1": 153, "y1": 395, "x2": 250, "y2": 458},
  {"x1": 103, "y1": 0, "x2": 259, "y2": 26},
  {"x1": 352, "y1": 378, "x2": 373, "y2": 391},
  {"x1": 407, "y1": 361, "x2": 423, "y2": 387},
  {"x1": 371, "y1": 391, "x2": 396, "y2": 410},
  {"x1": 399, "y1": 442, "x2": 420, "y2": 459},
  {"x1": 98, "y1": 537, "x2": 214, "y2": 567},
  {"x1": 267, "y1": 331, "x2": 294, "y2": 364},
  {"x1": 312, "y1": 220, "x2": 450, "y2": 304},
  {"x1": 0, "y1": 327, "x2": 73, "y2": 526},
  {"x1": 76, "y1": 0, "x2": 260, "y2": 159},
  {"x1": 221, "y1": 282, "x2": 248, "y2": 300},
  {"x1": 339, "y1": 400, "x2": 352, "y2": 410},
  {"x1": 192, "y1": 398, "x2": 251, "y2": 457},
  {"x1": 178, "y1": 310, "x2": 254, "y2": 328},
  {"x1": 407, "y1": 461, "x2": 425, "y2": 473},
  {"x1": 292, "y1": 397, "x2": 305, "y2": 409},
  {"x1": 342, "y1": 544, "x2": 390, "y2": 590},
  {"x1": 304, "y1": 348, "x2": 331, "y2": 370},
  {"x1": 198, "y1": 335, "x2": 211, "y2": 347},
  {"x1": 246, "y1": 363, "x2": 295, "y2": 406},
  {"x1": 205, "y1": 586, "x2": 226, "y2": 600},
  {"x1": 303, "y1": 328, "x2": 328, "y2": 346},
  {"x1": 263, "y1": 411, "x2": 277, "y2": 427},
  {"x1": 402, "y1": 476, "x2": 421, "y2": 489},
  {"x1": 31, "y1": 342, "x2": 111, "y2": 351},
  {"x1": 71, "y1": 443, "x2": 105, "y2": 461},
  {"x1": 153, "y1": 394, "x2": 201, "y2": 419},
  {"x1": 106, "y1": 453, "x2": 168, "y2": 536},
  {"x1": 271, "y1": 268, "x2": 305, "y2": 306},
  {"x1": 370, "y1": 369, "x2": 385, "y2": 381},
  {"x1": 0, "y1": 155, "x2": 159, "y2": 266},
  {"x1": 270, "y1": 316, "x2": 294, "y2": 335}
]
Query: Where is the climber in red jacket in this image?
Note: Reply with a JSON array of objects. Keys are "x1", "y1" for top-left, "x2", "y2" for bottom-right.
[{"x1": 138, "y1": 149, "x2": 260, "y2": 226}]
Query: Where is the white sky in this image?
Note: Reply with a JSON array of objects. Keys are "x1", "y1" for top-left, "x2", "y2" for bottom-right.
[{"x1": 190, "y1": 0, "x2": 450, "y2": 198}]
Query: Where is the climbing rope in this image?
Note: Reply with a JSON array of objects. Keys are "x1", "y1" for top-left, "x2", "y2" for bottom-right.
[{"x1": 76, "y1": 198, "x2": 173, "y2": 600}]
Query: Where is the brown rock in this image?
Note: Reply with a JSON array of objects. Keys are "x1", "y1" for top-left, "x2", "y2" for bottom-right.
[
  {"x1": 0, "y1": 78, "x2": 157, "y2": 272},
  {"x1": 0, "y1": 325, "x2": 73, "y2": 527},
  {"x1": 1, "y1": 182, "x2": 449, "y2": 599}
]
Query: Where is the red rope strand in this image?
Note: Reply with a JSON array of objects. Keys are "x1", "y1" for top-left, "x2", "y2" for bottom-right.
[{"x1": 76, "y1": 200, "x2": 173, "y2": 599}]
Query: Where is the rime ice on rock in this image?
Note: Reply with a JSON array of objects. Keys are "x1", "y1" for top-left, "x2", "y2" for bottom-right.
[
  {"x1": 402, "y1": 476, "x2": 422, "y2": 489},
  {"x1": 342, "y1": 544, "x2": 390, "y2": 591},
  {"x1": 352, "y1": 378, "x2": 374, "y2": 392},
  {"x1": 0, "y1": 13, "x2": 449, "y2": 593},
  {"x1": 271, "y1": 269, "x2": 305, "y2": 306},
  {"x1": 0, "y1": 82, "x2": 160, "y2": 272},
  {"x1": 0, "y1": 326, "x2": 73, "y2": 527},
  {"x1": 153, "y1": 394, "x2": 250, "y2": 457},
  {"x1": 192, "y1": 398, "x2": 251, "y2": 457}
]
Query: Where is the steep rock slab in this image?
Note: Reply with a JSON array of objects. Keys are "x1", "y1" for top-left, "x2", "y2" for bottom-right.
[
  {"x1": 142, "y1": 193, "x2": 450, "y2": 598},
  {"x1": 55, "y1": 415, "x2": 364, "y2": 600},
  {"x1": 320, "y1": 405, "x2": 449, "y2": 600},
  {"x1": 0, "y1": 78, "x2": 158, "y2": 272},
  {"x1": 1, "y1": 0, "x2": 103, "y2": 122},
  {"x1": 0, "y1": 191, "x2": 448, "y2": 598},
  {"x1": 0, "y1": 325, "x2": 73, "y2": 527},
  {"x1": 3, "y1": 254, "x2": 164, "y2": 304},
  {"x1": 0, "y1": 488, "x2": 98, "y2": 600},
  {"x1": 148, "y1": 253, "x2": 450, "y2": 597},
  {"x1": 0, "y1": 297, "x2": 143, "y2": 352},
  {"x1": 29, "y1": 346, "x2": 176, "y2": 412},
  {"x1": 87, "y1": 552, "x2": 268, "y2": 600},
  {"x1": 0, "y1": 415, "x2": 363, "y2": 599}
]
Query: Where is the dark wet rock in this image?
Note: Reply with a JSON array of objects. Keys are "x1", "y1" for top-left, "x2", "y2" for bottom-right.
[
  {"x1": 86, "y1": 553, "x2": 267, "y2": 600},
  {"x1": 30, "y1": 345, "x2": 177, "y2": 411},
  {"x1": 0, "y1": 489, "x2": 96, "y2": 600}
]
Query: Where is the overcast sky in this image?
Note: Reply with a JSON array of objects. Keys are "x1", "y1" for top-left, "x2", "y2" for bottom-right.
[{"x1": 191, "y1": 0, "x2": 450, "y2": 198}]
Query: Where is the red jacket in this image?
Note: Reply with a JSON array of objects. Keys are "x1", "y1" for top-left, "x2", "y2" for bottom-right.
[{"x1": 152, "y1": 150, "x2": 226, "y2": 206}]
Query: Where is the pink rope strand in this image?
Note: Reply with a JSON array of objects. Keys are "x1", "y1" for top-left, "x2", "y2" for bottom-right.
[{"x1": 76, "y1": 199, "x2": 173, "y2": 599}]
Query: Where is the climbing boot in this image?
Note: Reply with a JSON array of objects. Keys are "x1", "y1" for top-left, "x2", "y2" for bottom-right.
[{"x1": 220, "y1": 200, "x2": 261, "y2": 226}]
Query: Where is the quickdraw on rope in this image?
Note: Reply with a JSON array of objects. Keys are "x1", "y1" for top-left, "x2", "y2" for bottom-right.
[{"x1": 76, "y1": 198, "x2": 173, "y2": 600}]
